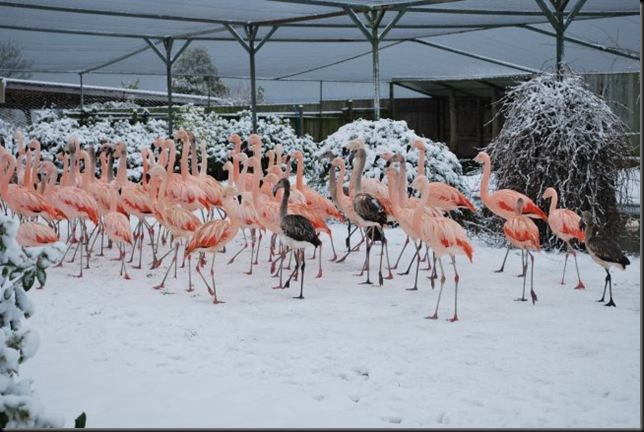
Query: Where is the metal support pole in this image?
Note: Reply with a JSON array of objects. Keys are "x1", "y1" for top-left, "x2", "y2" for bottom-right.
[
  {"x1": 79, "y1": 72, "x2": 84, "y2": 110},
  {"x1": 164, "y1": 38, "x2": 174, "y2": 136}
]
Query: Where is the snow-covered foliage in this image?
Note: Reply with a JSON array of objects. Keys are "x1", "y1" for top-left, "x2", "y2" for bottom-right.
[
  {"x1": 0, "y1": 215, "x2": 65, "y2": 428},
  {"x1": 484, "y1": 67, "x2": 635, "y2": 244},
  {"x1": 311, "y1": 118, "x2": 468, "y2": 197}
]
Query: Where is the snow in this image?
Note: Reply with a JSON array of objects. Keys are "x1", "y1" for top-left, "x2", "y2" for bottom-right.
[{"x1": 17, "y1": 217, "x2": 641, "y2": 428}]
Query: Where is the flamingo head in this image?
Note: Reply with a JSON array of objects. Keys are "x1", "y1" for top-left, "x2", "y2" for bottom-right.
[
  {"x1": 473, "y1": 151, "x2": 489, "y2": 164},
  {"x1": 411, "y1": 174, "x2": 429, "y2": 191},
  {"x1": 542, "y1": 187, "x2": 557, "y2": 200},
  {"x1": 345, "y1": 137, "x2": 365, "y2": 151},
  {"x1": 411, "y1": 138, "x2": 425, "y2": 150}
]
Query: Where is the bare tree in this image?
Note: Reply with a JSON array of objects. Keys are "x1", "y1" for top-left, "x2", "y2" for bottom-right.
[
  {"x1": 483, "y1": 66, "x2": 634, "y2": 247},
  {"x1": 0, "y1": 40, "x2": 33, "y2": 79}
]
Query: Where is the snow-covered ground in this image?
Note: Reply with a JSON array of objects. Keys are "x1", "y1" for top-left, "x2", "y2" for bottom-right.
[{"x1": 19, "y1": 217, "x2": 641, "y2": 428}]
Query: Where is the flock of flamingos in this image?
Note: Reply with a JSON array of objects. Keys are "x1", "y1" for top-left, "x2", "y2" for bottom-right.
[{"x1": 0, "y1": 129, "x2": 631, "y2": 320}]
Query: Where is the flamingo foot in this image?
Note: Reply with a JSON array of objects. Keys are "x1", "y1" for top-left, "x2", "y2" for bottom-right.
[
  {"x1": 604, "y1": 300, "x2": 616, "y2": 307},
  {"x1": 515, "y1": 297, "x2": 528, "y2": 302},
  {"x1": 124, "y1": 274, "x2": 131, "y2": 280},
  {"x1": 425, "y1": 314, "x2": 438, "y2": 320},
  {"x1": 575, "y1": 281, "x2": 585, "y2": 289},
  {"x1": 132, "y1": 265, "x2": 142, "y2": 270},
  {"x1": 186, "y1": 286, "x2": 195, "y2": 292},
  {"x1": 359, "y1": 280, "x2": 373, "y2": 285},
  {"x1": 272, "y1": 285, "x2": 285, "y2": 290},
  {"x1": 293, "y1": 295, "x2": 304, "y2": 299},
  {"x1": 153, "y1": 283, "x2": 165, "y2": 290},
  {"x1": 245, "y1": 270, "x2": 253, "y2": 275},
  {"x1": 530, "y1": 291, "x2": 538, "y2": 304},
  {"x1": 448, "y1": 315, "x2": 458, "y2": 322},
  {"x1": 212, "y1": 299, "x2": 225, "y2": 304},
  {"x1": 405, "y1": 287, "x2": 418, "y2": 291},
  {"x1": 384, "y1": 272, "x2": 394, "y2": 280},
  {"x1": 316, "y1": 269, "x2": 322, "y2": 279}
]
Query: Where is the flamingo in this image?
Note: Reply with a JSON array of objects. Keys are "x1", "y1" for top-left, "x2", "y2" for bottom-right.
[
  {"x1": 112, "y1": 141, "x2": 157, "y2": 269},
  {"x1": 102, "y1": 182, "x2": 134, "y2": 280},
  {"x1": 0, "y1": 152, "x2": 59, "y2": 221},
  {"x1": 16, "y1": 220, "x2": 61, "y2": 289},
  {"x1": 52, "y1": 138, "x2": 100, "y2": 277},
  {"x1": 412, "y1": 138, "x2": 476, "y2": 213},
  {"x1": 474, "y1": 151, "x2": 547, "y2": 273},
  {"x1": 272, "y1": 177, "x2": 322, "y2": 299},
  {"x1": 224, "y1": 154, "x2": 265, "y2": 275},
  {"x1": 542, "y1": 187, "x2": 586, "y2": 289},
  {"x1": 503, "y1": 198, "x2": 541, "y2": 304},
  {"x1": 291, "y1": 149, "x2": 343, "y2": 261},
  {"x1": 412, "y1": 175, "x2": 473, "y2": 321},
  {"x1": 579, "y1": 211, "x2": 630, "y2": 307},
  {"x1": 147, "y1": 164, "x2": 202, "y2": 292},
  {"x1": 346, "y1": 139, "x2": 390, "y2": 286},
  {"x1": 384, "y1": 161, "x2": 424, "y2": 291},
  {"x1": 184, "y1": 185, "x2": 243, "y2": 304}
]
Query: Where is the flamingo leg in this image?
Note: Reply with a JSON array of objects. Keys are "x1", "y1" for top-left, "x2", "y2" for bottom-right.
[
  {"x1": 186, "y1": 253, "x2": 194, "y2": 292},
  {"x1": 358, "y1": 235, "x2": 373, "y2": 284},
  {"x1": 405, "y1": 241, "x2": 423, "y2": 291},
  {"x1": 528, "y1": 250, "x2": 537, "y2": 304},
  {"x1": 209, "y1": 252, "x2": 224, "y2": 304},
  {"x1": 426, "y1": 258, "x2": 446, "y2": 320},
  {"x1": 294, "y1": 249, "x2": 305, "y2": 299},
  {"x1": 448, "y1": 256, "x2": 459, "y2": 322},
  {"x1": 515, "y1": 249, "x2": 528, "y2": 302},
  {"x1": 153, "y1": 244, "x2": 178, "y2": 291},
  {"x1": 120, "y1": 243, "x2": 131, "y2": 280},
  {"x1": 495, "y1": 245, "x2": 511, "y2": 273},
  {"x1": 392, "y1": 235, "x2": 410, "y2": 270},
  {"x1": 382, "y1": 235, "x2": 393, "y2": 280}
]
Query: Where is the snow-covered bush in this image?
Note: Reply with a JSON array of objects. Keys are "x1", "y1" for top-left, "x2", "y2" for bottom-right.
[
  {"x1": 311, "y1": 118, "x2": 469, "y2": 198},
  {"x1": 0, "y1": 215, "x2": 65, "y2": 428},
  {"x1": 484, "y1": 67, "x2": 635, "y2": 245}
]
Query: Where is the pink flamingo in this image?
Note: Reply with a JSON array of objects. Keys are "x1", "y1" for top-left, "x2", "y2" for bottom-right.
[
  {"x1": 16, "y1": 220, "x2": 60, "y2": 289},
  {"x1": 112, "y1": 142, "x2": 157, "y2": 269},
  {"x1": 0, "y1": 152, "x2": 59, "y2": 221},
  {"x1": 52, "y1": 138, "x2": 100, "y2": 277},
  {"x1": 291, "y1": 149, "x2": 343, "y2": 261},
  {"x1": 474, "y1": 151, "x2": 547, "y2": 273},
  {"x1": 147, "y1": 165, "x2": 202, "y2": 292},
  {"x1": 184, "y1": 185, "x2": 243, "y2": 304},
  {"x1": 412, "y1": 138, "x2": 476, "y2": 213},
  {"x1": 102, "y1": 182, "x2": 134, "y2": 280},
  {"x1": 411, "y1": 175, "x2": 473, "y2": 322},
  {"x1": 542, "y1": 187, "x2": 585, "y2": 288},
  {"x1": 503, "y1": 197, "x2": 541, "y2": 304}
]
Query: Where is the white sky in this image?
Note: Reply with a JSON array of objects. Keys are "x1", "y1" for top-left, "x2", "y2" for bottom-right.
[{"x1": 19, "y1": 216, "x2": 641, "y2": 428}]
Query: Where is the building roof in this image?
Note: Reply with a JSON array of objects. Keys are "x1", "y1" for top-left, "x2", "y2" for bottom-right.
[{"x1": 0, "y1": 0, "x2": 639, "y2": 103}]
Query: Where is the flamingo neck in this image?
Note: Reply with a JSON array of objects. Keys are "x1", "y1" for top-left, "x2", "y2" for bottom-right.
[
  {"x1": 479, "y1": 157, "x2": 492, "y2": 204},
  {"x1": 295, "y1": 155, "x2": 304, "y2": 189},
  {"x1": 548, "y1": 192, "x2": 558, "y2": 215},
  {"x1": 200, "y1": 142, "x2": 208, "y2": 176},
  {"x1": 417, "y1": 147, "x2": 425, "y2": 177},
  {"x1": 279, "y1": 184, "x2": 290, "y2": 220},
  {"x1": 327, "y1": 162, "x2": 338, "y2": 204},
  {"x1": 190, "y1": 140, "x2": 199, "y2": 176},
  {"x1": 116, "y1": 152, "x2": 128, "y2": 185}
]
